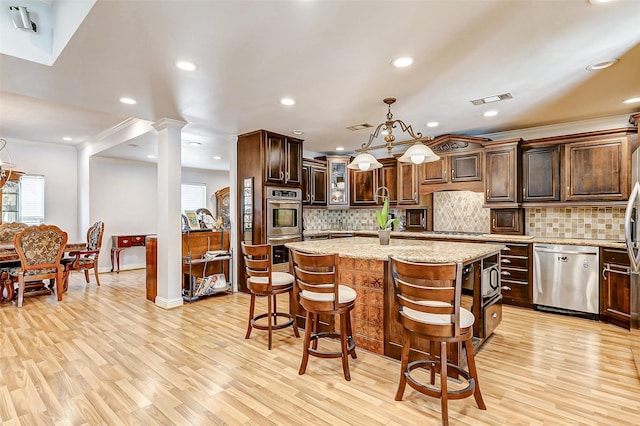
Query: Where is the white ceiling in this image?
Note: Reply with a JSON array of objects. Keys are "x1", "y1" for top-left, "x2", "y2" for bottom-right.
[{"x1": 1, "y1": 0, "x2": 639, "y2": 172}]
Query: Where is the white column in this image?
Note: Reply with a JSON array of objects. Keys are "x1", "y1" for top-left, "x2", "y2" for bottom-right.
[{"x1": 152, "y1": 118, "x2": 186, "y2": 309}]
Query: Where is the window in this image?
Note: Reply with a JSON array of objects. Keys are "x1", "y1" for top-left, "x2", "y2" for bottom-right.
[
  {"x1": 181, "y1": 183, "x2": 207, "y2": 212},
  {"x1": 19, "y1": 174, "x2": 45, "y2": 225}
]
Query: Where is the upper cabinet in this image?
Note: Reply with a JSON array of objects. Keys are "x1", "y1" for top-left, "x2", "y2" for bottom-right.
[
  {"x1": 483, "y1": 139, "x2": 522, "y2": 206},
  {"x1": 350, "y1": 167, "x2": 378, "y2": 206},
  {"x1": 398, "y1": 161, "x2": 418, "y2": 204},
  {"x1": 523, "y1": 128, "x2": 637, "y2": 205},
  {"x1": 419, "y1": 135, "x2": 488, "y2": 195},
  {"x1": 326, "y1": 156, "x2": 350, "y2": 208},
  {"x1": 265, "y1": 132, "x2": 302, "y2": 186},
  {"x1": 302, "y1": 158, "x2": 327, "y2": 206},
  {"x1": 377, "y1": 158, "x2": 398, "y2": 204}
]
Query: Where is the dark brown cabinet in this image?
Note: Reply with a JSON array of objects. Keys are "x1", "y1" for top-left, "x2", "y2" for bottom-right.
[
  {"x1": 265, "y1": 133, "x2": 302, "y2": 186},
  {"x1": 350, "y1": 168, "x2": 377, "y2": 206},
  {"x1": 490, "y1": 208, "x2": 524, "y2": 235},
  {"x1": 562, "y1": 135, "x2": 629, "y2": 202},
  {"x1": 378, "y1": 159, "x2": 397, "y2": 204},
  {"x1": 483, "y1": 139, "x2": 521, "y2": 206},
  {"x1": 450, "y1": 152, "x2": 483, "y2": 182},
  {"x1": 522, "y1": 146, "x2": 560, "y2": 202},
  {"x1": 600, "y1": 248, "x2": 631, "y2": 329},
  {"x1": 302, "y1": 159, "x2": 327, "y2": 206},
  {"x1": 497, "y1": 243, "x2": 532, "y2": 307},
  {"x1": 405, "y1": 208, "x2": 428, "y2": 231},
  {"x1": 398, "y1": 162, "x2": 418, "y2": 204}
]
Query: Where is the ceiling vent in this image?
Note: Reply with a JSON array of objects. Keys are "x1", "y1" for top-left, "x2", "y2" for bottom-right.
[
  {"x1": 9, "y1": 6, "x2": 37, "y2": 32},
  {"x1": 346, "y1": 123, "x2": 373, "y2": 131},
  {"x1": 470, "y1": 93, "x2": 512, "y2": 106}
]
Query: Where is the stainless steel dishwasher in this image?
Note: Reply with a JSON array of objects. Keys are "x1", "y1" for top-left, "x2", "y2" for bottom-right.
[{"x1": 533, "y1": 244, "x2": 599, "y2": 315}]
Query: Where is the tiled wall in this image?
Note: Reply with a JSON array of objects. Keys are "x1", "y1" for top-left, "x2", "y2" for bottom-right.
[
  {"x1": 303, "y1": 193, "x2": 625, "y2": 241},
  {"x1": 433, "y1": 191, "x2": 490, "y2": 233},
  {"x1": 526, "y1": 207, "x2": 624, "y2": 240}
]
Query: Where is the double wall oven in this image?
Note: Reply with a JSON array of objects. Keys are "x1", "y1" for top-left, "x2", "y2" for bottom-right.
[{"x1": 265, "y1": 186, "x2": 302, "y2": 267}]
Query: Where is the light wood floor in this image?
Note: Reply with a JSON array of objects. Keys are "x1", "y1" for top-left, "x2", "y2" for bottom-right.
[{"x1": 1, "y1": 269, "x2": 639, "y2": 425}]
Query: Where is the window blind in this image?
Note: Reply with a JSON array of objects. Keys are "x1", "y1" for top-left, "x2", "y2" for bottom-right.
[
  {"x1": 19, "y1": 174, "x2": 45, "y2": 225},
  {"x1": 181, "y1": 183, "x2": 207, "y2": 212}
]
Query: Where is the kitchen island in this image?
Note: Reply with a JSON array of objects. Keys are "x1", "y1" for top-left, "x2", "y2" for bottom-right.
[{"x1": 286, "y1": 237, "x2": 504, "y2": 360}]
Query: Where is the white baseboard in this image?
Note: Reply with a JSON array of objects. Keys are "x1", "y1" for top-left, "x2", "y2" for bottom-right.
[{"x1": 154, "y1": 296, "x2": 183, "y2": 309}]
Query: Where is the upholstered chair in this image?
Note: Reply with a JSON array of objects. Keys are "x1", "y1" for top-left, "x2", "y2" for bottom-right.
[{"x1": 62, "y1": 221, "x2": 104, "y2": 288}]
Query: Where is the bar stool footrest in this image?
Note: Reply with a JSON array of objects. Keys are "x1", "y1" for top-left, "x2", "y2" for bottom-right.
[
  {"x1": 250, "y1": 312, "x2": 295, "y2": 331},
  {"x1": 308, "y1": 331, "x2": 357, "y2": 359},
  {"x1": 405, "y1": 359, "x2": 476, "y2": 400}
]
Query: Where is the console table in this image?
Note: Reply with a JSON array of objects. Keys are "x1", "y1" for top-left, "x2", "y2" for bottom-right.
[{"x1": 110, "y1": 235, "x2": 149, "y2": 273}]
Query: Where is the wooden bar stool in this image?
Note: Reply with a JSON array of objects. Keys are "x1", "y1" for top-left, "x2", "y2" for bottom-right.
[
  {"x1": 290, "y1": 250, "x2": 357, "y2": 381},
  {"x1": 241, "y1": 242, "x2": 299, "y2": 350},
  {"x1": 389, "y1": 257, "x2": 486, "y2": 426}
]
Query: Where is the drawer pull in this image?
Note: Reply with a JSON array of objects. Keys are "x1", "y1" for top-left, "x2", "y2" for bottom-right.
[
  {"x1": 492, "y1": 312, "x2": 498, "y2": 318},
  {"x1": 501, "y1": 258, "x2": 511, "y2": 264},
  {"x1": 502, "y1": 246, "x2": 511, "y2": 252},
  {"x1": 501, "y1": 271, "x2": 511, "y2": 276},
  {"x1": 502, "y1": 286, "x2": 512, "y2": 291}
]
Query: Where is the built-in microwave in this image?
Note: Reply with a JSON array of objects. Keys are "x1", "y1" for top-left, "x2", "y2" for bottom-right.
[{"x1": 265, "y1": 186, "x2": 302, "y2": 237}]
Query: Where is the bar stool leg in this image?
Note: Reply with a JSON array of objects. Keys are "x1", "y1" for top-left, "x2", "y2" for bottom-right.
[
  {"x1": 245, "y1": 293, "x2": 256, "y2": 339},
  {"x1": 299, "y1": 310, "x2": 313, "y2": 375},
  {"x1": 440, "y1": 341, "x2": 449, "y2": 426},
  {"x1": 465, "y1": 338, "x2": 487, "y2": 410},
  {"x1": 340, "y1": 312, "x2": 351, "y2": 381},
  {"x1": 289, "y1": 289, "x2": 300, "y2": 338},
  {"x1": 346, "y1": 310, "x2": 357, "y2": 359},
  {"x1": 267, "y1": 293, "x2": 273, "y2": 350},
  {"x1": 395, "y1": 328, "x2": 411, "y2": 401}
]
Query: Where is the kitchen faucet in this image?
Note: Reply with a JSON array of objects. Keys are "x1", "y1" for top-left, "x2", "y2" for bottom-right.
[{"x1": 375, "y1": 186, "x2": 390, "y2": 203}]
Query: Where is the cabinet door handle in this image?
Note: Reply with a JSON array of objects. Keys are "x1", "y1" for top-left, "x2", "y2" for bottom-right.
[
  {"x1": 451, "y1": 169, "x2": 454, "y2": 179},
  {"x1": 286, "y1": 171, "x2": 290, "y2": 180},
  {"x1": 501, "y1": 258, "x2": 511, "y2": 264},
  {"x1": 522, "y1": 187, "x2": 526, "y2": 197},
  {"x1": 502, "y1": 286, "x2": 512, "y2": 291},
  {"x1": 280, "y1": 171, "x2": 284, "y2": 180},
  {"x1": 501, "y1": 271, "x2": 511, "y2": 276},
  {"x1": 492, "y1": 218, "x2": 496, "y2": 228},
  {"x1": 492, "y1": 312, "x2": 498, "y2": 318},
  {"x1": 502, "y1": 246, "x2": 511, "y2": 252}
]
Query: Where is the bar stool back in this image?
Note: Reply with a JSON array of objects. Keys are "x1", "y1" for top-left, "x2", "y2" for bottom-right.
[{"x1": 389, "y1": 257, "x2": 486, "y2": 426}]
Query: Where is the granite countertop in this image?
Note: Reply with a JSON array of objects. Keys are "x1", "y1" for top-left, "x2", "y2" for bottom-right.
[
  {"x1": 286, "y1": 237, "x2": 504, "y2": 264},
  {"x1": 302, "y1": 229, "x2": 625, "y2": 249}
]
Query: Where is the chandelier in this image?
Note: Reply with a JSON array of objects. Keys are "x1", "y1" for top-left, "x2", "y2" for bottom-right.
[
  {"x1": 347, "y1": 98, "x2": 440, "y2": 171},
  {"x1": 0, "y1": 139, "x2": 23, "y2": 190}
]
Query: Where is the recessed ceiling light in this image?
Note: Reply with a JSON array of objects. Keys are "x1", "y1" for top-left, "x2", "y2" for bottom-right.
[
  {"x1": 483, "y1": 110, "x2": 498, "y2": 117},
  {"x1": 426, "y1": 122, "x2": 439, "y2": 128},
  {"x1": 146, "y1": 154, "x2": 156, "y2": 159},
  {"x1": 292, "y1": 130, "x2": 304, "y2": 135},
  {"x1": 391, "y1": 56, "x2": 415, "y2": 68},
  {"x1": 120, "y1": 97, "x2": 137, "y2": 105},
  {"x1": 188, "y1": 142, "x2": 201, "y2": 146},
  {"x1": 62, "y1": 136, "x2": 72, "y2": 141},
  {"x1": 336, "y1": 147, "x2": 345, "y2": 151},
  {"x1": 281, "y1": 98, "x2": 295, "y2": 106},
  {"x1": 213, "y1": 156, "x2": 222, "y2": 160},
  {"x1": 589, "y1": 0, "x2": 617, "y2": 4},
  {"x1": 176, "y1": 61, "x2": 197, "y2": 71},
  {"x1": 586, "y1": 58, "x2": 619, "y2": 71},
  {"x1": 623, "y1": 97, "x2": 640, "y2": 104}
]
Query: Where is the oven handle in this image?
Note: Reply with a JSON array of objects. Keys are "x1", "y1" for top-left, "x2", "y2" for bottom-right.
[
  {"x1": 267, "y1": 200, "x2": 302, "y2": 206},
  {"x1": 268, "y1": 235, "x2": 301, "y2": 243}
]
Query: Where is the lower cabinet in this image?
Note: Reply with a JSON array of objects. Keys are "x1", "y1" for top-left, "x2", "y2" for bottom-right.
[
  {"x1": 600, "y1": 248, "x2": 631, "y2": 329},
  {"x1": 498, "y1": 243, "x2": 532, "y2": 308},
  {"x1": 490, "y1": 208, "x2": 524, "y2": 235}
]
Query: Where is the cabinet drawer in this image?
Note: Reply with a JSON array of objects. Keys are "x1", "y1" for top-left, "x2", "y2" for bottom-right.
[
  {"x1": 501, "y1": 255, "x2": 528, "y2": 269},
  {"x1": 502, "y1": 244, "x2": 528, "y2": 256},
  {"x1": 117, "y1": 236, "x2": 132, "y2": 247},
  {"x1": 501, "y1": 279, "x2": 529, "y2": 301},
  {"x1": 501, "y1": 267, "x2": 528, "y2": 281},
  {"x1": 131, "y1": 236, "x2": 146, "y2": 246},
  {"x1": 602, "y1": 249, "x2": 630, "y2": 265},
  {"x1": 484, "y1": 299, "x2": 502, "y2": 337}
]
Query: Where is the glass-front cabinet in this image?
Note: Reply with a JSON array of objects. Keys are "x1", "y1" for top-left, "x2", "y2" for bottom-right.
[
  {"x1": 326, "y1": 156, "x2": 350, "y2": 207},
  {"x1": 1, "y1": 180, "x2": 19, "y2": 223}
]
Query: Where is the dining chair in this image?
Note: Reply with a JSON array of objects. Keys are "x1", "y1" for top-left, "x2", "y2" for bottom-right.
[
  {"x1": 62, "y1": 221, "x2": 104, "y2": 288},
  {"x1": 0, "y1": 222, "x2": 30, "y2": 302},
  {"x1": 290, "y1": 250, "x2": 357, "y2": 381},
  {"x1": 0, "y1": 222, "x2": 29, "y2": 243},
  {"x1": 10, "y1": 224, "x2": 68, "y2": 308},
  {"x1": 389, "y1": 256, "x2": 486, "y2": 426},
  {"x1": 240, "y1": 241, "x2": 299, "y2": 350}
]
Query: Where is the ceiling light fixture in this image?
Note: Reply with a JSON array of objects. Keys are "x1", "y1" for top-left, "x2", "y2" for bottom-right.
[
  {"x1": 188, "y1": 142, "x2": 201, "y2": 146},
  {"x1": 391, "y1": 56, "x2": 414, "y2": 68},
  {"x1": 63, "y1": 137, "x2": 73, "y2": 141},
  {"x1": 8, "y1": 6, "x2": 37, "y2": 32},
  {"x1": 336, "y1": 147, "x2": 344, "y2": 151},
  {"x1": 483, "y1": 110, "x2": 498, "y2": 117},
  {"x1": 347, "y1": 98, "x2": 439, "y2": 170},
  {"x1": 0, "y1": 139, "x2": 24, "y2": 189},
  {"x1": 280, "y1": 98, "x2": 295, "y2": 106},
  {"x1": 586, "y1": 58, "x2": 619, "y2": 71},
  {"x1": 623, "y1": 97, "x2": 640, "y2": 104},
  {"x1": 146, "y1": 154, "x2": 156, "y2": 159},
  {"x1": 213, "y1": 156, "x2": 222, "y2": 160},
  {"x1": 120, "y1": 97, "x2": 137, "y2": 105},
  {"x1": 176, "y1": 61, "x2": 197, "y2": 71},
  {"x1": 292, "y1": 130, "x2": 304, "y2": 135},
  {"x1": 426, "y1": 122, "x2": 439, "y2": 128}
]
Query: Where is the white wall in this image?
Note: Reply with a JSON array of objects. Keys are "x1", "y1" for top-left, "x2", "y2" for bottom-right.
[
  {"x1": 5, "y1": 138, "x2": 79, "y2": 240},
  {"x1": 90, "y1": 157, "x2": 230, "y2": 272}
]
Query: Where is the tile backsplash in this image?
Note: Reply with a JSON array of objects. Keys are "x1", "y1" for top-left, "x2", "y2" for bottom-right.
[
  {"x1": 303, "y1": 192, "x2": 625, "y2": 241},
  {"x1": 526, "y1": 207, "x2": 624, "y2": 240}
]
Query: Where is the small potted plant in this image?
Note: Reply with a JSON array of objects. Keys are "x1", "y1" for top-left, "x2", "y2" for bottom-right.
[{"x1": 376, "y1": 198, "x2": 398, "y2": 245}]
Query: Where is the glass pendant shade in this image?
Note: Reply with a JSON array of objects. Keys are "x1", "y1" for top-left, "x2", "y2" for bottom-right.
[
  {"x1": 347, "y1": 153, "x2": 383, "y2": 171},
  {"x1": 397, "y1": 142, "x2": 440, "y2": 164}
]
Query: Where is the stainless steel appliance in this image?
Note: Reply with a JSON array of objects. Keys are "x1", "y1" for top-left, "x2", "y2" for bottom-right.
[
  {"x1": 625, "y1": 149, "x2": 640, "y2": 329},
  {"x1": 265, "y1": 186, "x2": 302, "y2": 237},
  {"x1": 533, "y1": 244, "x2": 599, "y2": 315},
  {"x1": 265, "y1": 186, "x2": 302, "y2": 268},
  {"x1": 461, "y1": 262, "x2": 501, "y2": 300}
]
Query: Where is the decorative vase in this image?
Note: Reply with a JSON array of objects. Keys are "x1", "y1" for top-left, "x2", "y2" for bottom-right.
[{"x1": 378, "y1": 229, "x2": 391, "y2": 245}]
